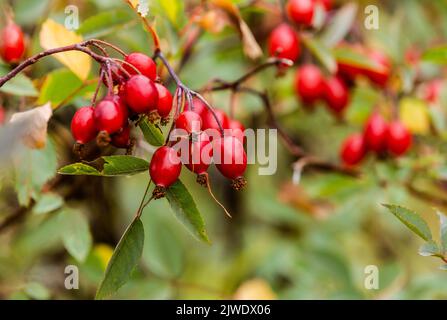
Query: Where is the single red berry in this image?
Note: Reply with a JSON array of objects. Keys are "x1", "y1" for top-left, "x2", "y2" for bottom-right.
[
  {"x1": 120, "y1": 75, "x2": 159, "y2": 114},
  {"x1": 0, "y1": 106, "x2": 4, "y2": 125},
  {"x1": 268, "y1": 23, "x2": 300, "y2": 63},
  {"x1": 175, "y1": 111, "x2": 202, "y2": 134},
  {"x1": 149, "y1": 146, "x2": 182, "y2": 188},
  {"x1": 94, "y1": 98, "x2": 126, "y2": 134},
  {"x1": 318, "y1": 0, "x2": 332, "y2": 11},
  {"x1": 387, "y1": 121, "x2": 412, "y2": 157},
  {"x1": 71, "y1": 106, "x2": 97, "y2": 144},
  {"x1": 124, "y1": 52, "x2": 157, "y2": 81},
  {"x1": 202, "y1": 109, "x2": 230, "y2": 133},
  {"x1": 340, "y1": 133, "x2": 366, "y2": 166},
  {"x1": 295, "y1": 64, "x2": 325, "y2": 105},
  {"x1": 213, "y1": 135, "x2": 247, "y2": 180},
  {"x1": 184, "y1": 97, "x2": 208, "y2": 117},
  {"x1": 286, "y1": 0, "x2": 315, "y2": 26},
  {"x1": 0, "y1": 21, "x2": 25, "y2": 63},
  {"x1": 363, "y1": 50, "x2": 391, "y2": 87},
  {"x1": 112, "y1": 126, "x2": 131, "y2": 149},
  {"x1": 106, "y1": 95, "x2": 128, "y2": 127},
  {"x1": 184, "y1": 131, "x2": 213, "y2": 175},
  {"x1": 228, "y1": 119, "x2": 245, "y2": 143},
  {"x1": 154, "y1": 83, "x2": 173, "y2": 119},
  {"x1": 363, "y1": 113, "x2": 388, "y2": 153},
  {"x1": 324, "y1": 76, "x2": 349, "y2": 114}
]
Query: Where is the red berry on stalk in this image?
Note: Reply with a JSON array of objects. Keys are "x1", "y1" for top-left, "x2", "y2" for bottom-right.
[
  {"x1": 286, "y1": 0, "x2": 315, "y2": 26},
  {"x1": 363, "y1": 50, "x2": 391, "y2": 87},
  {"x1": 175, "y1": 111, "x2": 202, "y2": 134},
  {"x1": 112, "y1": 126, "x2": 131, "y2": 149},
  {"x1": 202, "y1": 109, "x2": 230, "y2": 132},
  {"x1": 150, "y1": 146, "x2": 182, "y2": 190},
  {"x1": 120, "y1": 75, "x2": 159, "y2": 114},
  {"x1": 154, "y1": 83, "x2": 173, "y2": 119},
  {"x1": 387, "y1": 121, "x2": 412, "y2": 157},
  {"x1": 94, "y1": 98, "x2": 126, "y2": 134},
  {"x1": 106, "y1": 95, "x2": 128, "y2": 127},
  {"x1": 185, "y1": 97, "x2": 208, "y2": 117},
  {"x1": 228, "y1": 119, "x2": 245, "y2": 143},
  {"x1": 0, "y1": 21, "x2": 25, "y2": 63},
  {"x1": 340, "y1": 133, "x2": 366, "y2": 166},
  {"x1": 185, "y1": 131, "x2": 213, "y2": 175},
  {"x1": 295, "y1": 64, "x2": 325, "y2": 105},
  {"x1": 324, "y1": 76, "x2": 349, "y2": 114},
  {"x1": 71, "y1": 106, "x2": 97, "y2": 144},
  {"x1": 268, "y1": 23, "x2": 300, "y2": 63},
  {"x1": 363, "y1": 113, "x2": 388, "y2": 153},
  {"x1": 124, "y1": 52, "x2": 157, "y2": 81}
]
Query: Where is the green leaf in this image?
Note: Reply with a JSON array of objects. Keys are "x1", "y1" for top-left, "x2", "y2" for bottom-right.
[
  {"x1": 0, "y1": 65, "x2": 38, "y2": 97},
  {"x1": 165, "y1": 180, "x2": 210, "y2": 243},
  {"x1": 418, "y1": 241, "x2": 441, "y2": 257},
  {"x1": 96, "y1": 218, "x2": 144, "y2": 300},
  {"x1": 24, "y1": 282, "x2": 51, "y2": 300},
  {"x1": 333, "y1": 46, "x2": 381, "y2": 71},
  {"x1": 58, "y1": 156, "x2": 149, "y2": 177},
  {"x1": 58, "y1": 208, "x2": 92, "y2": 263},
  {"x1": 155, "y1": 0, "x2": 185, "y2": 29},
  {"x1": 321, "y1": 3, "x2": 358, "y2": 47},
  {"x1": 422, "y1": 46, "x2": 447, "y2": 64},
  {"x1": 77, "y1": 10, "x2": 134, "y2": 39},
  {"x1": 33, "y1": 192, "x2": 64, "y2": 215},
  {"x1": 437, "y1": 211, "x2": 447, "y2": 254},
  {"x1": 301, "y1": 36, "x2": 337, "y2": 73},
  {"x1": 383, "y1": 204, "x2": 433, "y2": 241},
  {"x1": 139, "y1": 118, "x2": 164, "y2": 146}
]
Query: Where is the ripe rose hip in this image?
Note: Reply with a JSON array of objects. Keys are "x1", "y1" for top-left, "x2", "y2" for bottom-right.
[
  {"x1": 106, "y1": 95, "x2": 128, "y2": 127},
  {"x1": 71, "y1": 106, "x2": 97, "y2": 144},
  {"x1": 202, "y1": 109, "x2": 230, "y2": 133},
  {"x1": 124, "y1": 52, "x2": 157, "y2": 81},
  {"x1": 319, "y1": 0, "x2": 332, "y2": 11},
  {"x1": 387, "y1": 121, "x2": 412, "y2": 156},
  {"x1": 94, "y1": 98, "x2": 126, "y2": 134},
  {"x1": 324, "y1": 76, "x2": 349, "y2": 114},
  {"x1": 286, "y1": 0, "x2": 315, "y2": 26},
  {"x1": 120, "y1": 75, "x2": 159, "y2": 114},
  {"x1": 150, "y1": 146, "x2": 182, "y2": 198},
  {"x1": 228, "y1": 119, "x2": 245, "y2": 143},
  {"x1": 340, "y1": 133, "x2": 366, "y2": 166},
  {"x1": 184, "y1": 131, "x2": 213, "y2": 175},
  {"x1": 154, "y1": 83, "x2": 173, "y2": 119},
  {"x1": 268, "y1": 23, "x2": 300, "y2": 63},
  {"x1": 112, "y1": 126, "x2": 131, "y2": 149},
  {"x1": 0, "y1": 21, "x2": 25, "y2": 63},
  {"x1": 175, "y1": 111, "x2": 202, "y2": 134},
  {"x1": 295, "y1": 64, "x2": 325, "y2": 105},
  {"x1": 363, "y1": 113, "x2": 388, "y2": 153},
  {"x1": 185, "y1": 97, "x2": 208, "y2": 117},
  {"x1": 363, "y1": 50, "x2": 391, "y2": 87}
]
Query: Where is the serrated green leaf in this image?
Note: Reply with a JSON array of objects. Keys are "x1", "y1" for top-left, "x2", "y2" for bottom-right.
[
  {"x1": 418, "y1": 241, "x2": 441, "y2": 257},
  {"x1": 422, "y1": 46, "x2": 447, "y2": 64},
  {"x1": 437, "y1": 211, "x2": 447, "y2": 254},
  {"x1": 139, "y1": 118, "x2": 164, "y2": 146},
  {"x1": 77, "y1": 10, "x2": 134, "y2": 39},
  {"x1": 33, "y1": 192, "x2": 64, "y2": 215},
  {"x1": 321, "y1": 3, "x2": 358, "y2": 47},
  {"x1": 96, "y1": 218, "x2": 144, "y2": 300},
  {"x1": 165, "y1": 180, "x2": 209, "y2": 243},
  {"x1": 383, "y1": 204, "x2": 433, "y2": 241},
  {"x1": 302, "y1": 36, "x2": 337, "y2": 73}
]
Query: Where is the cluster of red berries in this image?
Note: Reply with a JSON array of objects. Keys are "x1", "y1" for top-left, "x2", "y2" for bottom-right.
[
  {"x1": 71, "y1": 52, "x2": 172, "y2": 149},
  {"x1": 340, "y1": 113, "x2": 412, "y2": 167},
  {"x1": 149, "y1": 98, "x2": 248, "y2": 198},
  {"x1": 0, "y1": 19, "x2": 25, "y2": 64}
]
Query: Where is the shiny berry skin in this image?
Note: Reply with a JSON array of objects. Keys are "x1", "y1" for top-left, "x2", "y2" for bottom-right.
[
  {"x1": 106, "y1": 95, "x2": 128, "y2": 127},
  {"x1": 387, "y1": 121, "x2": 412, "y2": 157},
  {"x1": 124, "y1": 53, "x2": 157, "y2": 81},
  {"x1": 121, "y1": 75, "x2": 159, "y2": 114},
  {"x1": 112, "y1": 126, "x2": 131, "y2": 148},
  {"x1": 286, "y1": 0, "x2": 315, "y2": 26},
  {"x1": 213, "y1": 135, "x2": 247, "y2": 180},
  {"x1": 268, "y1": 23, "x2": 300, "y2": 63},
  {"x1": 202, "y1": 109, "x2": 230, "y2": 132},
  {"x1": 340, "y1": 133, "x2": 366, "y2": 166},
  {"x1": 154, "y1": 83, "x2": 173, "y2": 118},
  {"x1": 228, "y1": 119, "x2": 245, "y2": 143},
  {"x1": 94, "y1": 99, "x2": 126, "y2": 134},
  {"x1": 71, "y1": 106, "x2": 97, "y2": 144},
  {"x1": 295, "y1": 64, "x2": 325, "y2": 105},
  {"x1": 363, "y1": 50, "x2": 391, "y2": 87},
  {"x1": 149, "y1": 146, "x2": 182, "y2": 188},
  {"x1": 185, "y1": 131, "x2": 213, "y2": 174},
  {"x1": 0, "y1": 22, "x2": 25, "y2": 63},
  {"x1": 175, "y1": 111, "x2": 202, "y2": 134},
  {"x1": 185, "y1": 97, "x2": 208, "y2": 117},
  {"x1": 363, "y1": 113, "x2": 388, "y2": 153},
  {"x1": 324, "y1": 76, "x2": 349, "y2": 114}
]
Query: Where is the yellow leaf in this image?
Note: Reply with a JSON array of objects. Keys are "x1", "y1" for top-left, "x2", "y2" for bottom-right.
[
  {"x1": 93, "y1": 244, "x2": 114, "y2": 270},
  {"x1": 39, "y1": 19, "x2": 91, "y2": 81},
  {"x1": 399, "y1": 97, "x2": 430, "y2": 135}
]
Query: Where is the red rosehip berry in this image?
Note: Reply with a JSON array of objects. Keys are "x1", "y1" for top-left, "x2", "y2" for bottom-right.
[
  {"x1": 268, "y1": 23, "x2": 300, "y2": 63},
  {"x1": 124, "y1": 52, "x2": 157, "y2": 81},
  {"x1": 175, "y1": 111, "x2": 202, "y2": 134},
  {"x1": 149, "y1": 146, "x2": 182, "y2": 192},
  {"x1": 228, "y1": 119, "x2": 245, "y2": 143},
  {"x1": 71, "y1": 106, "x2": 97, "y2": 144},
  {"x1": 387, "y1": 121, "x2": 412, "y2": 157},
  {"x1": 318, "y1": 0, "x2": 332, "y2": 11},
  {"x1": 213, "y1": 135, "x2": 247, "y2": 190},
  {"x1": 120, "y1": 75, "x2": 159, "y2": 114},
  {"x1": 340, "y1": 133, "x2": 366, "y2": 166},
  {"x1": 202, "y1": 109, "x2": 230, "y2": 133},
  {"x1": 94, "y1": 98, "x2": 126, "y2": 134},
  {"x1": 295, "y1": 64, "x2": 325, "y2": 105},
  {"x1": 184, "y1": 97, "x2": 208, "y2": 118},
  {"x1": 112, "y1": 126, "x2": 131, "y2": 149},
  {"x1": 106, "y1": 95, "x2": 128, "y2": 127},
  {"x1": 363, "y1": 50, "x2": 391, "y2": 87},
  {"x1": 363, "y1": 113, "x2": 388, "y2": 153},
  {"x1": 0, "y1": 21, "x2": 25, "y2": 63},
  {"x1": 286, "y1": 0, "x2": 315, "y2": 26},
  {"x1": 154, "y1": 83, "x2": 173, "y2": 119},
  {"x1": 184, "y1": 131, "x2": 213, "y2": 175},
  {"x1": 324, "y1": 76, "x2": 349, "y2": 114}
]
